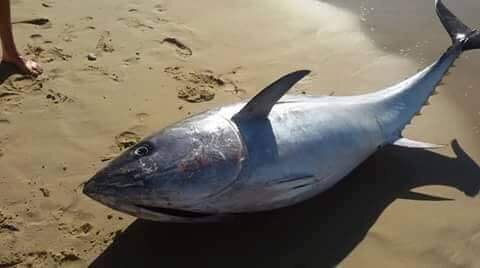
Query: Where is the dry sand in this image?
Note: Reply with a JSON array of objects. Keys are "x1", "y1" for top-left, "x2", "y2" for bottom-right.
[{"x1": 1, "y1": 0, "x2": 480, "y2": 267}]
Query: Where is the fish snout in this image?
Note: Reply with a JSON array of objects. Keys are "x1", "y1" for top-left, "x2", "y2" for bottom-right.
[
  {"x1": 82, "y1": 170, "x2": 113, "y2": 199},
  {"x1": 82, "y1": 169, "x2": 145, "y2": 201},
  {"x1": 82, "y1": 179, "x2": 99, "y2": 199}
]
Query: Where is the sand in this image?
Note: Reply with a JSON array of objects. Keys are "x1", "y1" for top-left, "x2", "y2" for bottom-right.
[{"x1": 1, "y1": 0, "x2": 480, "y2": 267}]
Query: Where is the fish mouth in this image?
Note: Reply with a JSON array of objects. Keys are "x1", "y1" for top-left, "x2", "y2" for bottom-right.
[
  {"x1": 134, "y1": 204, "x2": 214, "y2": 219},
  {"x1": 83, "y1": 180, "x2": 217, "y2": 221}
]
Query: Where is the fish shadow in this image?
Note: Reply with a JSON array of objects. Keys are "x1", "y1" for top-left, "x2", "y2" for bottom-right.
[{"x1": 89, "y1": 140, "x2": 480, "y2": 268}]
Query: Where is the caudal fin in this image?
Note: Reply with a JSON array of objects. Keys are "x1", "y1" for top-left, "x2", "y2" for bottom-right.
[{"x1": 436, "y1": 0, "x2": 480, "y2": 50}]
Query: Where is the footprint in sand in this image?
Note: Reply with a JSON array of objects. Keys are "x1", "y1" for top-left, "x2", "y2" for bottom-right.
[
  {"x1": 164, "y1": 66, "x2": 243, "y2": 103},
  {"x1": 81, "y1": 16, "x2": 96, "y2": 31},
  {"x1": 0, "y1": 223, "x2": 19, "y2": 233},
  {"x1": 25, "y1": 44, "x2": 72, "y2": 63},
  {"x1": 3, "y1": 75, "x2": 45, "y2": 93},
  {"x1": 154, "y1": 3, "x2": 166, "y2": 13},
  {"x1": 28, "y1": 33, "x2": 54, "y2": 48},
  {"x1": 81, "y1": 16, "x2": 94, "y2": 22},
  {"x1": 45, "y1": 67, "x2": 64, "y2": 81},
  {"x1": 63, "y1": 222, "x2": 94, "y2": 237},
  {"x1": 102, "y1": 129, "x2": 145, "y2": 162},
  {"x1": 57, "y1": 18, "x2": 95, "y2": 42},
  {"x1": 1, "y1": 73, "x2": 72, "y2": 110},
  {"x1": 55, "y1": 252, "x2": 85, "y2": 267},
  {"x1": 177, "y1": 85, "x2": 215, "y2": 103},
  {"x1": 16, "y1": 250, "x2": 85, "y2": 268},
  {"x1": 45, "y1": 89, "x2": 73, "y2": 104},
  {"x1": 47, "y1": 47, "x2": 72, "y2": 61},
  {"x1": 30, "y1": 33, "x2": 43, "y2": 40},
  {"x1": 24, "y1": 44, "x2": 44, "y2": 58},
  {"x1": 56, "y1": 17, "x2": 95, "y2": 42},
  {"x1": 0, "y1": 91, "x2": 24, "y2": 109},
  {"x1": 115, "y1": 131, "x2": 141, "y2": 151},
  {"x1": 0, "y1": 254, "x2": 23, "y2": 267},
  {"x1": 161, "y1": 37, "x2": 192, "y2": 57},
  {"x1": 83, "y1": 65, "x2": 121, "y2": 82},
  {"x1": 95, "y1": 31, "x2": 115, "y2": 55},
  {"x1": 118, "y1": 16, "x2": 154, "y2": 31},
  {"x1": 59, "y1": 23, "x2": 77, "y2": 42},
  {"x1": 1, "y1": 75, "x2": 58, "y2": 110},
  {"x1": 0, "y1": 210, "x2": 19, "y2": 234},
  {"x1": 122, "y1": 52, "x2": 141, "y2": 65}
]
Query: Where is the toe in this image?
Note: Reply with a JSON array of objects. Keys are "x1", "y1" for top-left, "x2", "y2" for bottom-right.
[{"x1": 25, "y1": 59, "x2": 43, "y2": 76}]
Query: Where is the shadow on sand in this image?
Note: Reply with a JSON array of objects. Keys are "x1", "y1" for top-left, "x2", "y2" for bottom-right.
[
  {"x1": 0, "y1": 61, "x2": 22, "y2": 84},
  {"x1": 89, "y1": 140, "x2": 479, "y2": 268}
]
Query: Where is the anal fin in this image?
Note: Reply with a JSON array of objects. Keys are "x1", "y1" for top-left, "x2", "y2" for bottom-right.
[{"x1": 392, "y1": 137, "x2": 445, "y2": 149}]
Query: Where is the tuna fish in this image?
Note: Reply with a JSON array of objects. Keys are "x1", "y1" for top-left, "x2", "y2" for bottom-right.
[{"x1": 83, "y1": 0, "x2": 480, "y2": 222}]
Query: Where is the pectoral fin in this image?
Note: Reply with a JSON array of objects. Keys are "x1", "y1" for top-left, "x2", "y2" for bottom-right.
[
  {"x1": 392, "y1": 138, "x2": 445, "y2": 149},
  {"x1": 266, "y1": 175, "x2": 318, "y2": 202}
]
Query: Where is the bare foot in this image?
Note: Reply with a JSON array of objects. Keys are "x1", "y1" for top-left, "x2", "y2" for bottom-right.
[{"x1": 2, "y1": 54, "x2": 43, "y2": 76}]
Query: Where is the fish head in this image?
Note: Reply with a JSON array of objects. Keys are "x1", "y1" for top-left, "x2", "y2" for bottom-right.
[{"x1": 83, "y1": 112, "x2": 245, "y2": 221}]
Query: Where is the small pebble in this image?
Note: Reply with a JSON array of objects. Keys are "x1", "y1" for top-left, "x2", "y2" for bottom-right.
[{"x1": 87, "y1": 53, "x2": 97, "y2": 61}]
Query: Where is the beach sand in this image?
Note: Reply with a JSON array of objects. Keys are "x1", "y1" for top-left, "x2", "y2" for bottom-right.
[{"x1": 1, "y1": 0, "x2": 479, "y2": 267}]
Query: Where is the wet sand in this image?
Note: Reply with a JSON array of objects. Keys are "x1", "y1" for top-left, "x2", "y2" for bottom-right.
[
  {"x1": 1, "y1": 0, "x2": 479, "y2": 267},
  {"x1": 325, "y1": 0, "x2": 480, "y2": 128}
]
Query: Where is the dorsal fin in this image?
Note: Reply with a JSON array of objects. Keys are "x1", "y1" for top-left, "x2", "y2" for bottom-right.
[{"x1": 232, "y1": 70, "x2": 311, "y2": 121}]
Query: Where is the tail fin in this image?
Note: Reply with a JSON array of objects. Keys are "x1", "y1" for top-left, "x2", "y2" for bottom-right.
[{"x1": 436, "y1": 0, "x2": 480, "y2": 50}]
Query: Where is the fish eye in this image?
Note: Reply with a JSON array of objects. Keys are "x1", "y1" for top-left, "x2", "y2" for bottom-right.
[{"x1": 134, "y1": 144, "x2": 152, "y2": 157}]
